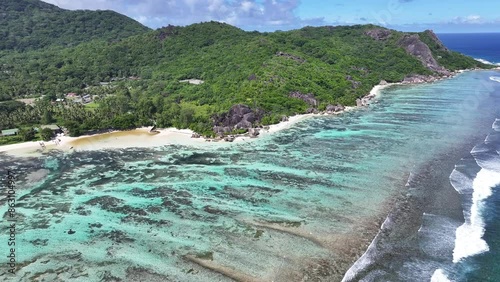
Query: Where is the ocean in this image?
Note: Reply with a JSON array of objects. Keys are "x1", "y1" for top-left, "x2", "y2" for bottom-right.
[
  {"x1": 1, "y1": 34, "x2": 499, "y2": 281},
  {"x1": 438, "y1": 33, "x2": 500, "y2": 282},
  {"x1": 439, "y1": 33, "x2": 500, "y2": 66},
  {"x1": 344, "y1": 33, "x2": 500, "y2": 281}
]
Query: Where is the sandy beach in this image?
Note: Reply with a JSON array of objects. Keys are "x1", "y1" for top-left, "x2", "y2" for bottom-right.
[{"x1": 0, "y1": 82, "x2": 392, "y2": 157}]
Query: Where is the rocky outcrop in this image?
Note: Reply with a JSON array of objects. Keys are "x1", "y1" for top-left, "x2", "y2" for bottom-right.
[
  {"x1": 398, "y1": 34, "x2": 449, "y2": 74},
  {"x1": 326, "y1": 104, "x2": 345, "y2": 114},
  {"x1": 402, "y1": 74, "x2": 438, "y2": 84},
  {"x1": 346, "y1": 75, "x2": 362, "y2": 89},
  {"x1": 223, "y1": 136, "x2": 235, "y2": 142},
  {"x1": 306, "y1": 107, "x2": 319, "y2": 114},
  {"x1": 289, "y1": 91, "x2": 318, "y2": 107},
  {"x1": 365, "y1": 28, "x2": 392, "y2": 41},
  {"x1": 248, "y1": 128, "x2": 260, "y2": 138},
  {"x1": 423, "y1": 30, "x2": 448, "y2": 52},
  {"x1": 276, "y1": 51, "x2": 305, "y2": 63},
  {"x1": 157, "y1": 25, "x2": 178, "y2": 41},
  {"x1": 356, "y1": 92, "x2": 377, "y2": 107},
  {"x1": 212, "y1": 104, "x2": 264, "y2": 135}
]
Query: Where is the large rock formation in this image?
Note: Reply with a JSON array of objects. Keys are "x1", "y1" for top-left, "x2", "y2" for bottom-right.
[
  {"x1": 346, "y1": 75, "x2": 362, "y2": 89},
  {"x1": 423, "y1": 30, "x2": 448, "y2": 52},
  {"x1": 402, "y1": 74, "x2": 438, "y2": 84},
  {"x1": 212, "y1": 104, "x2": 264, "y2": 135},
  {"x1": 288, "y1": 91, "x2": 318, "y2": 107},
  {"x1": 398, "y1": 34, "x2": 448, "y2": 74},
  {"x1": 326, "y1": 104, "x2": 345, "y2": 114},
  {"x1": 365, "y1": 28, "x2": 392, "y2": 41}
]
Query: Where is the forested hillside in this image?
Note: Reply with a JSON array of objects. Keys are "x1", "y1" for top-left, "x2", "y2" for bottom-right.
[
  {"x1": 0, "y1": 0, "x2": 150, "y2": 51},
  {"x1": 0, "y1": 1, "x2": 492, "y2": 142}
]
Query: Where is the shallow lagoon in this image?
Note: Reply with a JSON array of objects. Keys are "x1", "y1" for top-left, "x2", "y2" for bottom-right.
[{"x1": 1, "y1": 70, "x2": 499, "y2": 281}]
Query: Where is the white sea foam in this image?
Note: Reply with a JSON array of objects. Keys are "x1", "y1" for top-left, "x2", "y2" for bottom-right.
[
  {"x1": 470, "y1": 143, "x2": 490, "y2": 154},
  {"x1": 449, "y1": 169, "x2": 474, "y2": 195},
  {"x1": 475, "y1": 58, "x2": 500, "y2": 66},
  {"x1": 341, "y1": 216, "x2": 393, "y2": 282},
  {"x1": 431, "y1": 269, "x2": 453, "y2": 282},
  {"x1": 490, "y1": 76, "x2": 500, "y2": 83},
  {"x1": 493, "y1": 118, "x2": 500, "y2": 132},
  {"x1": 453, "y1": 168, "x2": 500, "y2": 262}
]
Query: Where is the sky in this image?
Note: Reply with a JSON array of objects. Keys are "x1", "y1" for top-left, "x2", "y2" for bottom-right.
[{"x1": 41, "y1": 0, "x2": 500, "y2": 33}]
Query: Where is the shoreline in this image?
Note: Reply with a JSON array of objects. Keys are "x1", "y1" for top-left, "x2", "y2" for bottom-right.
[
  {"x1": 342, "y1": 141, "x2": 474, "y2": 281},
  {"x1": 341, "y1": 71, "x2": 499, "y2": 281},
  {"x1": 0, "y1": 70, "x2": 468, "y2": 157},
  {"x1": 0, "y1": 101, "x2": 371, "y2": 158}
]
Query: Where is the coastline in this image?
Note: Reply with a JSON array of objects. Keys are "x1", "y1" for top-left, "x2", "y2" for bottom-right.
[
  {"x1": 342, "y1": 140, "x2": 475, "y2": 281},
  {"x1": 0, "y1": 70, "x2": 465, "y2": 157},
  {"x1": 2, "y1": 69, "x2": 496, "y2": 281},
  {"x1": 342, "y1": 69, "x2": 500, "y2": 281}
]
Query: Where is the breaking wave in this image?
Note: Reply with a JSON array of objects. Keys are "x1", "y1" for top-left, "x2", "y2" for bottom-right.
[
  {"x1": 431, "y1": 269, "x2": 452, "y2": 282},
  {"x1": 451, "y1": 120, "x2": 500, "y2": 263},
  {"x1": 490, "y1": 76, "x2": 500, "y2": 83},
  {"x1": 475, "y1": 58, "x2": 500, "y2": 66}
]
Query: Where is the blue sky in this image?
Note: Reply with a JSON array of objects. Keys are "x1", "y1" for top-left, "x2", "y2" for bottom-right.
[{"x1": 41, "y1": 0, "x2": 500, "y2": 33}]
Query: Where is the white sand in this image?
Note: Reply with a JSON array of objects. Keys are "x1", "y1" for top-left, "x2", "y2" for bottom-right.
[{"x1": 0, "y1": 128, "x2": 206, "y2": 157}]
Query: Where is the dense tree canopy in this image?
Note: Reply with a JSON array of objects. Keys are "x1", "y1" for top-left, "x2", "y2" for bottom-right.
[{"x1": 0, "y1": 0, "x2": 150, "y2": 51}]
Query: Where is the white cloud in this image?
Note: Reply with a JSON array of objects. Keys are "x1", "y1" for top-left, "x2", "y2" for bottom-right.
[{"x1": 452, "y1": 14, "x2": 484, "y2": 24}]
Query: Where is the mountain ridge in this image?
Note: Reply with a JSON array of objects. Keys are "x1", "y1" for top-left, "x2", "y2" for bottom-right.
[{"x1": 0, "y1": 0, "x2": 150, "y2": 51}]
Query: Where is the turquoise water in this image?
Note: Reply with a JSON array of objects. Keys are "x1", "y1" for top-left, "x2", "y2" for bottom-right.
[{"x1": 1, "y1": 70, "x2": 499, "y2": 281}]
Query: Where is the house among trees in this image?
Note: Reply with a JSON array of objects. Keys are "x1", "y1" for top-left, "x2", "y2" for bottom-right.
[
  {"x1": 82, "y1": 94, "x2": 92, "y2": 104},
  {"x1": 1, "y1": 128, "x2": 19, "y2": 137},
  {"x1": 40, "y1": 124, "x2": 62, "y2": 134}
]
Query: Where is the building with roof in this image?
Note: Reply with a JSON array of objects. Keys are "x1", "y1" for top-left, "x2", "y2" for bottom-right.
[
  {"x1": 1, "y1": 128, "x2": 19, "y2": 136},
  {"x1": 40, "y1": 124, "x2": 61, "y2": 132}
]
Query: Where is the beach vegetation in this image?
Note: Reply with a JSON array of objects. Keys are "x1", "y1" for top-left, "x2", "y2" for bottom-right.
[
  {"x1": 19, "y1": 128, "x2": 36, "y2": 141},
  {"x1": 40, "y1": 128, "x2": 53, "y2": 141}
]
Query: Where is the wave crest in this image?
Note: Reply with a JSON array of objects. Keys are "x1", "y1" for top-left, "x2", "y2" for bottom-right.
[
  {"x1": 452, "y1": 123, "x2": 500, "y2": 263},
  {"x1": 490, "y1": 76, "x2": 500, "y2": 83},
  {"x1": 475, "y1": 58, "x2": 500, "y2": 66},
  {"x1": 431, "y1": 269, "x2": 452, "y2": 282}
]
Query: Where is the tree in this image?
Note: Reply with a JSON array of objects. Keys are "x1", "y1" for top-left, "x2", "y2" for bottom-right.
[
  {"x1": 40, "y1": 128, "x2": 53, "y2": 141},
  {"x1": 41, "y1": 110, "x2": 54, "y2": 124},
  {"x1": 19, "y1": 128, "x2": 36, "y2": 141}
]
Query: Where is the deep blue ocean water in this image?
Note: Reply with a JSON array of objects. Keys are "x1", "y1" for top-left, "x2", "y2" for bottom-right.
[{"x1": 439, "y1": 33, "x2": 500, "y2": 65}]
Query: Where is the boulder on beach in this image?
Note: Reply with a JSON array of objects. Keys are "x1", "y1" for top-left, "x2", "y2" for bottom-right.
[
  {"x1": 223, "y1": 136, "x2": 235, "y2": 142},
  {"x1": 248, "y1": 128, "x2": 260, "y2": 137},
  {"x1": 326, "y1": 104, "x2": 345, "y2": 114},
  {"x1": 306, "y1": 107, "x2": 319, "y2": 114}
]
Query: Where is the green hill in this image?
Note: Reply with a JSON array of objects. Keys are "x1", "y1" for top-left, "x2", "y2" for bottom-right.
[
  {"x1": 0, "y1": 0, "x2": 150, "y2": 51},
  {"x1": 0, "y1": 11, "x2": 493, "y2": 139}
]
